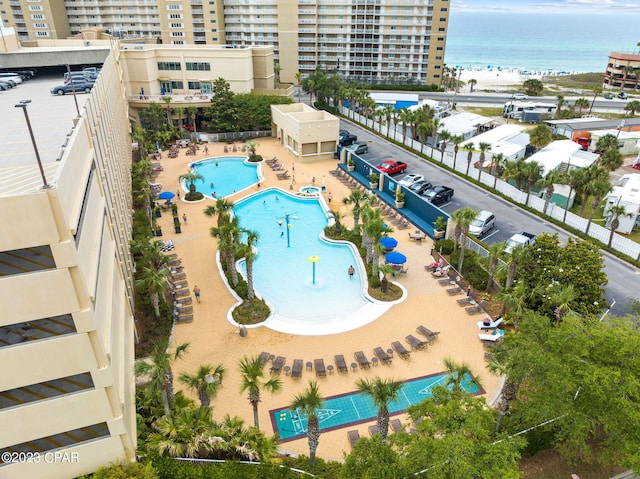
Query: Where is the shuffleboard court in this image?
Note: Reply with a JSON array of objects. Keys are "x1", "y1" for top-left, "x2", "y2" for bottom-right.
[{"x1": 269, "y1": 372, "x2": 484, "y2": 441}]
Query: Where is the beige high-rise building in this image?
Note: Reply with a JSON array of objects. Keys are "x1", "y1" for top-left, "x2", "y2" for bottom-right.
[{"x1": 2, "y1": 0, "x2": 448, "y2": 85}]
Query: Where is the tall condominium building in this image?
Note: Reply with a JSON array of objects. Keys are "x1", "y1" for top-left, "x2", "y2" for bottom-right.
[
  {"x1": 603, "y1": 52, "x2": 640, "y2": 91},
  {"x1": 0, "y1": 44, "x2": 137, "y2": 478},
  {"x1": 2, "y1": 0, "x2": 449, "y2": 85}
]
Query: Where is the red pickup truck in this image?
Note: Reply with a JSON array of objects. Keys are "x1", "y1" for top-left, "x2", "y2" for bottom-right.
[{"x1": 376, "y1": 160, "x2": 407, "y2": 175}]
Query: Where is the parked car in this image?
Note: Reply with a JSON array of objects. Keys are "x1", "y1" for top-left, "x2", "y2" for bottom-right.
[
  {"x1": 468, "y1": 210, "x2": 496, "y2": 237},
  {"x1": 398, "y1": 173, "x2": 425, "y2": 187},
  {"x1": 50, "y1": 80, "x2": 95, "y2": 95},
  {"x1": 603, "y1": 92, "x2": 614, "y2": 100},
  {"x1": 376, "y1": 160, "x2": 407, "y2": 175},
  {"x1": 504, "y1": 232, "x2": 536, "y2": 253},
  {"x1": 618, "y1": 91, "x2": 627, "y2": 100},
  {"x1": 64, "y1": 71, "x2": 97, "y2": 84},
  {"x1": 0, "y1": 80, "x2": 12, "y2": 90},
  {"x1": 408, "y1": 180, "x2": 433, "y2": 195},
  {"x1": 339, "y1": 133, "x2": 357, "y2": 147},
  {"x1": 422, "y1": 186, "x2": 454, "y2": 206},
  {"x1": 513, "y1": 93, "x2": 528, "y2": 100},
  {"x1": 0, "y1": 73, "x2": 22, "y2": 84},
  {"x1": 347, "y1": 141, "x2": 368, "y2": 154},
  {"x1": 0, "y1": 79, "x2": 17, "y2": 88}
]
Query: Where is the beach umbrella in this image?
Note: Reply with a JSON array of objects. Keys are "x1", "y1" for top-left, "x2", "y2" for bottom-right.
[
  {"x1": 158, "y1": 191, "x2": 175, "y2": 200},
  {"x1": 379, "y1": 236, "x2": 398, "y2": 249},
  {"x1": 385, "y1": 251, "x2": 407, "y2": 265}
]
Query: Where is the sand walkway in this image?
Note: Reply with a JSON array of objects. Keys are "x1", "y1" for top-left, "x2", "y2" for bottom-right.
[{"x1": 150, "y1": 138, "x2": 501, "y2": 461}]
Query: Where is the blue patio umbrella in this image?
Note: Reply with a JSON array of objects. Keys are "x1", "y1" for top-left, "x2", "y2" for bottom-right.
[
  {"x1": 385, "y1": 251, "x2": 407, "y2": 265},
  {"x1": 158, "y1": 191, "x2": 175, "y2": 200},
  {"x1": 379, "y1": 236, "x2": 398, "y2": 249}
]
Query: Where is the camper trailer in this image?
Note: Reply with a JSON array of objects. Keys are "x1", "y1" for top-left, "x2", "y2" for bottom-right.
[{"x1": 503, "y1": 100, "x2": 557, "y2": 120}]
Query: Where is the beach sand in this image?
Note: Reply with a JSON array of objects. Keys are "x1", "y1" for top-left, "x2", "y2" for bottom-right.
[{"x1": 458, "y1": 68, "x2": 541, "y2": 92}]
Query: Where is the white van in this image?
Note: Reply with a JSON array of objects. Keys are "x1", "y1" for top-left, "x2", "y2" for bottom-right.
[
  {"x1": 469, "y1": 210, "x2": 496, "y2": 237},
  {"x1": 0, "y1": 73, "x2": 23, "y2": 84}
]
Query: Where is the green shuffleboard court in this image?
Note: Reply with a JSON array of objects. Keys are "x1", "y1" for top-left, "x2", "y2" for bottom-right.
[{"x1": 269, "y1": 372, "x2": 484, "y2": 441}]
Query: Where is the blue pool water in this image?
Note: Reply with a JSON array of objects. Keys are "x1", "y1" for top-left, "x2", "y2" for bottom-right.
[
  {"x1": 269, "y1": 372, "x2": 484, "y2": 441},
  {"x1": 233, "y1": 189, "x2": 372, "y2": 326},
  {"x1": 187, "y1": 156, "x2": 260, "y2": 198}
]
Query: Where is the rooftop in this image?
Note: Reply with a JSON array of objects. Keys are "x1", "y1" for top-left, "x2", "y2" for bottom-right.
[{"x1": 0, "y1": 73, "x2": 88, "y2": 196}]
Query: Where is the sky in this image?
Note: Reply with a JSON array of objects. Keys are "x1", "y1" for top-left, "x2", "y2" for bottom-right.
[{"x1": 450, "y1": 0, "x2": 640, "y2": 14}]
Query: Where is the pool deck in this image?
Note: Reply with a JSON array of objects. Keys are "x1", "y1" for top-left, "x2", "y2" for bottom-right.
[{"x1": 151, "y1": 138, "x2": 502, "y2": 462}]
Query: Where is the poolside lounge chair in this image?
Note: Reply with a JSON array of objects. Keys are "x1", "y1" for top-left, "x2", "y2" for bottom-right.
[
  {"x1": 416, "y1": 325, "x2": 440, "y2": 341},
  {"x1": 260, "y1": 352, "x2": 270, "y2": 366},
  {"x1": 477, "y1": 317, "x2": 505, "y2": 329},
  {"x1": 392, "y1": 341, "x2": 411, "y2": 359},
  {"x1": 266, "y1": 156, "x2": 278, "y2": 164},
  {"x1": 347, "y1": 430, "x2": 361, "y2": 449},
  {"x1": 457, "y1": 292, "x2": 476, "y2": 306},
  {"x1": 334, "y1": 354, "x2": 348, "y2": 373},
  {"x1": 292, "y1": 359, "x2": 303, "y2": 378},
  {"x1": 175, "y1": 314, "x2": 193, "y2": 323},
  {"x1": 368, "y1": 424, "x2": 379, "y2": 436},
  {"x1": 276, "y1": 170, "x2": 290, "y2": 180},
  {"x1": 165, "y1": 253, "x2": 178, "y2": 260},
  {"x1": 390, "y1": 418, "x2": 404, "y2": 434},
  {"x1": 466, "y1": 300, "x2": 487, "y2": 315},
  {"x1": 479, "y1": 329, "x2": 505, "y2": 342},
  {"x1": 175, "y1": 296, "x2": 192, "y2": 306},
  {"x1": 270, "y1": 356, "x2": 286, "y2": 375},
  {"x1": 354, "y1": 351, "x2": 371, "y2": 369},
  {"x1": 314, "y1": 359, "x2": 326, "y2": 377},
  {"x1": 447, "y1": 285, "x2": 463, "y2": 295},
  {"x1": 438, "y1": 277, "x2": 452, "y2": 286},
  {"x1": 171, "y1": 272, "x2": 187, "y2": 281},
  {"x1": 405, "y1": 334, "x2": 428, "y2": 351},
  {"x1": 177, "y1": 305, "x2": 193, "y2": 315},
  {"x1": 373, "y1": 347, "x2": 392, "y2": 365},
  {"x1": 168, "y1": 259, "x2": 182, "y2": 267},
  {"x1": 175, "y1": 288, "x2": 190, "y2": 297}
]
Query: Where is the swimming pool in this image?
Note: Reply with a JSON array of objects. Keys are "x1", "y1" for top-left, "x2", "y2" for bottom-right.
[
  {"x1": 186, "y1": 156, "x2": 261, "y2": 198},
  {"x1": 269, "y1": 372, "x2": 484, "y2": 441},
  {"x1": 232, "y1": 189, "x2": 396, "y2": 335}
]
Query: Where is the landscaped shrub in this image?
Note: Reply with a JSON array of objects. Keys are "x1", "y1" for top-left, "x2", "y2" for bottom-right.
[
  {"x1": 184, "y1": 191, "x2": 204, "y2": 201},
  {"x1": 434, "y1": 239, "x2": 455, "y2": 255},
  {"x1": 151, "y1": 455, "x2": 303, "y2": 478},
  {"x1": 449, "y1": 249, "x2": 489, "y2": 291}
]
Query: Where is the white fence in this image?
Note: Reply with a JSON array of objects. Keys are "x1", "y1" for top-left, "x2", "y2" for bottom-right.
[{"x1": 341, "y1": 107, "x2": 640, "y2": 261}]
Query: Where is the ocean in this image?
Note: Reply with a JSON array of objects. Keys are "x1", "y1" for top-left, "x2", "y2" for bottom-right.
[{"x1": 444, "y1": 12, "x2": 639, "y2": 74}]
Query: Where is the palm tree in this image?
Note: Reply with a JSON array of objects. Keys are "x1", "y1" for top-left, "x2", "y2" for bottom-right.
[
  {"x1": 417, "y1": 120, "x2": 433, "y2": 154},
  {"x1": 295, "y1": 72, "x2": 302, "y2": 103},
  {"x1": 174, "y1": 107, "x2": 185, "y2": 131},
  {"x1": 383, "y1": 104, "x2": 395, "y2": 138},
  {"x1": 522, "y1": 160, "x2": 543, "y2": 206},
  {"x1": 538, "y1": 170, "x2": 566, "y2": 215},
  {"x1": 135, "y1": 265, "x2": 170, "y2": 318},
  {"x1": 588, "y1": 87, "x2": 602, "y2": 115},
  {"x1": 355, "y1": 377, "x2": 402, "y2": 439},
  {"x1": 599, "y1": 148, "x2": 623, "y2": 172},
  {"x1": 273, "y1": 64, "x2": 281, "y2": 83},
  {"x1": 179, "y1": 171, "x2": 204, "y2": 194},
  {"x1": 563, "y1": 167, "x2": 588, "y2": 223},
  {"x1": 486, "y1": 358, "x2": 517, "y2": 432},
  {"x1": 162, "y1": 95, "x2": 173, "y2": 125},
  {"x1": 438, "y1": 129, "x2": 451, "y2": 163},
  {"x1": 529, "y1": 124, "x2": 553, "y2": 151},
  {"x1": 398, "y1": 108, "x2": 411, "y2": 144},
  {"x1": 204, "y1": 198, "x2": 235, "y2": 227},
  {"x1": 378, "y1": 263, "x2": 398, "y2": 293},
  {"x1": 484, "y1": 241, "x2": 506, "y2": 293},
  {"x1": 464, "y1": 143, "x2": 474, "y2": 176},
  {"x1": 238, "y1": 355, "x2": 282, "y2": 429},
  {"x1": 430, "y1": 117, "x2": 441, "y2": 158},
  {"x1": 497, "y1": 280, "x2": 535, "y2": 326},
  {"x1": 240, "y1": 229, "x2": 260, "y2": 300},
  {"x1": 451, "y1": 134, "x2": 464, "y2": 171},
  {"x1": 210, "y1": 216, "x2": 241, "y2": 286},
  {"x1": 306, "y1": 79, "x2": 316, "y2": 106},
  {"x1": 585, "y1": 177, "x2": 611, "y2": 234},
  {"x1": 547, "y1": 283, "x2": 579, "y2": 325},
  {"x1": 330, "y1": 209, "x2": 344, "y2": 235},
  {"x1": 477, "y1": 142, "x2": 491, "y2": 182},
  {"x1": 555, "y1": 94, "x2": 566, "y2": 119},
  {"x1": 289, "y1": 381, "x2": 324, "y2": 467},
  {"x1": 607, "y1": 204, "x2": 632, "y2": 247},
  {"x1": 594, "y1": 133, "x2": 618, "y2": 153},
  {"x1": 491, "y1": 153, "x2": 506, "y2": 189},
  {"x1": 451, "y1": 206, "x2": 478, "y2": 274},
  {"x1": 390, "y1": 109, "x2": 401, "y2": 141},
  {"x1": 578, "y1": 166, "x2": 608, "y2": 216},
  {"x1": 443, "y1": 358, "x2": 482, "y2": 394},
  {"x1": 574, "y1": 97, "x2": 589, "y2": 115},
  {"x1": 625, "y1": 100, "x2": 640, "y2": 116},
  {"x1": 135, "y1": 338, "x2": 190, "y2": 416},
  {"x1": 342, "y1": 189, "x2": 371, "y2": 230},
  {"x1": 187, "y1": 106, "x2": 198, "y2": 133},
  {"x1": 501, "y1": 244, "x2": 526, "y2": 291},
  {"x1": 468, "y1": 78, "x2": 477, "y2": 93},
  {"x1": 179, "y1": 364, "x2": 226, "y2": 408},
  {"x1": 362, "y1": 207, "x2": 388, "y2": 278}
]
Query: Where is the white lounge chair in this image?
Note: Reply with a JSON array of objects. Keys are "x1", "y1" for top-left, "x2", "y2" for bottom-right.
[
  {"x1": 477, "y1": 317, "x2": 505, "y2": 329},
  {"x1": 479, "y1": 329, "x2": 505, "y2": 342}
]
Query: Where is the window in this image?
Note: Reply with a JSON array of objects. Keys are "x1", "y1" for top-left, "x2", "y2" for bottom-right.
[
  {"x1": 36, "y1": 31, "x2": 48, "y2": 36},
  {"x1": 170, "y1": 81, "x2": 183, "y2": 89},
  {"x1": 438, "y1": 27, "x2": 445, "y2": 32},
  {"x1": 28, "y1": 5, "x2": 43, "y2": 10},
  {"x1": 441, "y1": 7, "x2": 448, "y2": 11},
  {"x1": 169, "y1": 13, "x2": 183, "y2": 19},
  {"x1": 170, "y1": 22, "x2": 183, "y2": 28},
  {"x1": 157, "y1": 61, "x2": 181, "y2": 70},
  {"x1": 186, "y1": 62, "x2": 211, "y2": 71},
  {"x1": 34, "y1": 22, "x2": 47, "y2": 28},
  {"x1": 188, "y1": 81, "x2": 201, "y2": 89},
  {"x1": 31, "y1": 14, "x2": 44, "y2": 19},
  {"x1": 170, "y1": 31, "x2": 184, "y2": 37},
  {"x1": 172, "y1": 40, "x2": 185, "y2": 44},
  {"x1": 167, "y1": 4, "x2": 181, "y2": 10}
]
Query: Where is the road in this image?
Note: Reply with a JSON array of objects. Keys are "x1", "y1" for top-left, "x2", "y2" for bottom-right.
[{"x1": 341, "y1": 119, "x2": 639, "y2": 316}]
